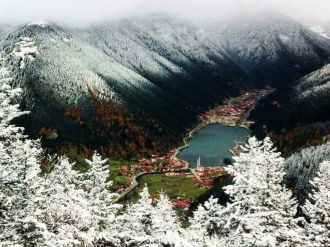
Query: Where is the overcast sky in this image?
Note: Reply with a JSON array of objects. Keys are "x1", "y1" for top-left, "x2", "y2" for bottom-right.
[{"x1": 0, "y1": 0, "x2": 329, "y2": 25}]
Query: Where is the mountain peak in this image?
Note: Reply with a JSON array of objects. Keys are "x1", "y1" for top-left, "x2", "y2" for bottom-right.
[{"x1": 28, "y1": 20, "x2": 49, "y2": 28}]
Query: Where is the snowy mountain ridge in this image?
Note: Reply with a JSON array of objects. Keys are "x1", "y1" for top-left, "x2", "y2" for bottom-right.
[
  {"x1": 208, "y1": 13, "x2": 330, "y2": 84},
  {"x1": 1, "y1": 13, "x2": 330, "y2": 139},
  {"x1": 0, "y1": 16, "x2": 247, "y2": 134},
  {"x1": 310, "y1": 26, "x2": 330, "y2": 39}
]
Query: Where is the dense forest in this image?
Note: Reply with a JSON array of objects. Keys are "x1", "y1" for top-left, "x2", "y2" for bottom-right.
[{"x1": 1, "y1": 73, "x2": 330, "y2": 246}]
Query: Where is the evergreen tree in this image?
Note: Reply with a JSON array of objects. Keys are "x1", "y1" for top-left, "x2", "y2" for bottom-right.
[
  {"x1": 115, "y1": 186, "x2": 155, "y2": 246},
  {"x1": 189, "y1": 137, "x2": 303, "y2": 247},
  {"x1": 302, "y1": 161, "x2": 330, "y2": 246},
  {"x1": 81, "y1": 152, "x2": 121, "y2": 245},
  {"x1": 152, "y1": 193, "x2": 189, "y2": 246},
  {"x1": 187, "y1": 196, "x2": 227, "y2": 246},
  {"x1": 115, "y1": 186, "x2": 188, "y2": 246},
  {"x1": 35, "y1": 157, "x2": 95, "y2": 246},
  {"x1": 223, "y1": 137, "x2": 303, "y2": 246},
  {"x1": 0, "y1": 71, "x2": 46, "y2": 245},
  {"x1": 0, "y1": 70, "x2": 120, "y2": 245}
]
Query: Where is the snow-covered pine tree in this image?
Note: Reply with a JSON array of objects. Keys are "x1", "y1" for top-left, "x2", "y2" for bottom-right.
[
  {"x1": 0, "y1": 72, "x2": 95, "y2": 245},
  {"x1": 81, "y1": 152, "x2": 121, "y2": 245},
  {"x1": 115, "y1": 186, "x2": 155, "y2": 245},
  {"x1": 0, "y1": 62, "x2": 121, "y2": 245},
  {"x1": 25, "y1": 152, "x2": 122, "y2": 246},
  {"x1": 152, "y1": 192, "x2": 189, "y2": 246},
  {"x1": 115, "y1": 186, "x2": 188, "y2": 246},
  {"x1": 0, "y1": 69, "x2": 46, "y2": 245},
  {"x1": 187, "y1": 196, "x2": 227, "y2": 246},
  {"x1": 302, "y1": 161, "x2": 330, "y2": 246},
  {"x1": 218, "y1": 137, "x2": 302, "y2": 246},
  {"x1": 0, "y1": 68, "x2": 81, "y2": 245},
  {"x1": 80, "y1": 152, "x2": 109, "y2": 190},
  {"x1": 284, "y1": 141, "x2": 330, "y2": 204},
  {"x1": 34, "y1": 157, "x2": 97, "y2": 246}
]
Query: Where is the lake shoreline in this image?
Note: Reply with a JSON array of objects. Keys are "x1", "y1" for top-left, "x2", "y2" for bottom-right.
[
  {"x1": 175, "y1": 122, "x2": 250, "y2": 168},
  {"x1": 174, "y1": 89, "x2": 271, "y2": 168},
  {"x1": 116, "y1": 89, "x2": 270, "y2": 203}
]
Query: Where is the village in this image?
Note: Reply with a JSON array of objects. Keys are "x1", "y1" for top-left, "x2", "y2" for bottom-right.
[
  {"x1": 200, "y1": 89, "x2": 269, "y2": 127},
  {"x1": 115, "y1": 89, "x2": 270, "y2": 210}
]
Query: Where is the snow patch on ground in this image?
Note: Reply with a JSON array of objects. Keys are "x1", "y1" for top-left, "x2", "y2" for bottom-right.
[
  {"x1": 12, "y1": 37, "x2": 38, "y2": 68},
  {"x1": 310, "y1": 26, "x2": 330, "y2": 39},
  {"x1": 279, "y1": 34, "x2": 291, "y2": 42}
]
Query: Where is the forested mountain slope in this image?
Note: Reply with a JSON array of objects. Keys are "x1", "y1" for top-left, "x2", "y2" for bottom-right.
[
  {"x1": 292, "y1": 64, "x2": 330, "y2": 123},
  {"x1": 250, "y1": 63, "x2": 330, "y2": 143},
  {"x1": 0, "y1": 18, "x2": 248, "y2": 138},
  {"x1": 1, "y1": 13, "x2": 330, "y2": 156},
  {"x1": 285, "y1": 141, "x2": 330, "y2": 204},
  {"x1": 207, "y1": 13, "x2": 330, "y2": 85}
]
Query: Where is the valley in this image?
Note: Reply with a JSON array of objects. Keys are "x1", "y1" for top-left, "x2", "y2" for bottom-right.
[
  {"x1": 2, "y1": 13, "x2": 330, "y2": 158},
  {"x1": 110, "y1": 89, "x2": 271, "y2": 215},
  {"x1": 1, "y1": 7, "x2": 330, "y2": 245},
  {"x1": 1, "y1": 14, "x2": 329, "y2": 209}
]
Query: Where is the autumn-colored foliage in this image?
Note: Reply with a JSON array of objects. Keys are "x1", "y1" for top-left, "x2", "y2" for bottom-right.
[
  {"x1": 64, "y1": 90, "x2": 178, "y2": 159},
  {"x1": 272, "y1": 122, "x2": 330, "y2": 156},
  {"x1": 64, "y1": 107, "x2": 83, "y2": 125}
]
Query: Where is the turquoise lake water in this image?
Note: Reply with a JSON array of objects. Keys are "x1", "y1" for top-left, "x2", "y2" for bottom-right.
[{"x1": 177, "y1": 124, "x2": 249, "y2": 168}]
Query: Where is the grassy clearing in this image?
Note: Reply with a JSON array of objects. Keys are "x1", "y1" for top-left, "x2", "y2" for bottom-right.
[
  {"x1": 108, "y1": 159, "x2": 136, "y2": 190},
  {"x1": 127, "y1": 173, "x2": 208, "y2": 203}
]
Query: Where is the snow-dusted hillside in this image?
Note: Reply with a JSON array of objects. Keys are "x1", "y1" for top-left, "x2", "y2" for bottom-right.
[
  {"x1": 0, "y1": 16, "x2": 249, "y2": 135},
  {"x1": 296, "y1": 64, "x2": 330, "y2": 99},
  {"x1": 207, "y1": 13, "x2": 330, "y2": 84},
  {"x1": 279, "y1": 64, "x2": 330, "y2": 125},
  {"x1": 1, "y1": 13, "x2": 330, "y2": 140},
  {"x1": 250, "y1": 62, "x2": 330, "y2": 138},
  {"x1": 287, "y1": 64, "x2": 330, "y2": 124},
  {"x1": 310, "y1": 25, "x2": 330, "y2": 39},
  {"x1": 285, "y1": 141, "x2": 330, "y2": 204}
]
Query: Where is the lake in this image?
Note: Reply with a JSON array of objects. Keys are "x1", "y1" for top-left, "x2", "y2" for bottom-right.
[{"x1": 177, "y1": 124, "x2": 249, "y2": 168}]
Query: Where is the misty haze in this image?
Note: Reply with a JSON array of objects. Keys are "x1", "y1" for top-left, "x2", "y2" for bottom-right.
[{"x1": 0, "y1": 0, "x2": 330, "y2": 246}]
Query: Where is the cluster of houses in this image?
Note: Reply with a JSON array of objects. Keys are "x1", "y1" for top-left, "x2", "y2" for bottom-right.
[
  {"x1": 137, "y1": 150, "x2": 189, "y2": 172},
  {"x1": 119, "y1": 149, "x2": 225, "y2": 190},
  {"x1": 119, "y1": 149, "x2": 189, "y2": 187},
  {"x1": 193, "y1": 167, "x2": 225, "y2": 187},
  {"x1": 117, "y1": 89, "x2": 271, "y2": 207},
  {"x1": 172, "y1": 197, "x2": 192, "y2": 210},
  {"x1": 201, "y1": 89, "x2": 269, "y2": 124}
]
